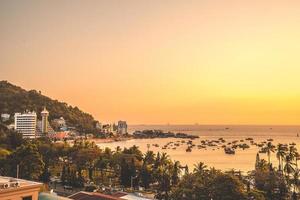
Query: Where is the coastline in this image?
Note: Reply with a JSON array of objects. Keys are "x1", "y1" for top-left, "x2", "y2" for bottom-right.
[{"x1": 87, "y1": 137, "x2": 133, "y2": 144}]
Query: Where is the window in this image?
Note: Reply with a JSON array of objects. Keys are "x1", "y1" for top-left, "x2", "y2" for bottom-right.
[{"x1": 22, "y1": 196, "x2": 32, "y2": 200}]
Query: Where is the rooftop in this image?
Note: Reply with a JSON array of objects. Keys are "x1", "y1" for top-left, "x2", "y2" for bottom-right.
[
  {"x1": 69, "y1": 191, "x2": 122, "y2": 200},
  {"x1": 0, "y1": 176, "x2": 42, "y2": 194}
]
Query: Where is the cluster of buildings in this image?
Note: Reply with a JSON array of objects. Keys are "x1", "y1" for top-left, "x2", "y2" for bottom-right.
[
  {"x1": 14, "y1": 107, "x2": 55, "y2": 139},
  {"x1": 1, "y1": 107, "x2": 70, "y2": 140},
  {"x1": 0, "y1": 176, "x2": 153, "y2": 200},
  {"x1": 96, "y1": 120, "x2": 128, "y2": 135},
  {"x1": 1, "y1": 108, "x2": 128, "y2": 139}
]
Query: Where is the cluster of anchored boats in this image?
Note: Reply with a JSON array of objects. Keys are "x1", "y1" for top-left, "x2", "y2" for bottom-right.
[{"x1": 148, "y1": 137, "x2": 283, "y2": 155}]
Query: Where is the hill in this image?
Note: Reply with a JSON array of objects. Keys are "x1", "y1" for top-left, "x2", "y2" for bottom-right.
[{"x1": 0, "y1": 81, "x2": 98, "y2": 133}]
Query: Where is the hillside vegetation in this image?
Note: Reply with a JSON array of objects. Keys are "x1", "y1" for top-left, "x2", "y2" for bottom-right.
[{"x1": 0, "y1": 81, "x2": 97, "y2": 133}]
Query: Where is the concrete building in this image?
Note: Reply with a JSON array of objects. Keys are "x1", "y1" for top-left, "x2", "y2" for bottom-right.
[
  {"x1": 51, "y1": 117, "x2": 67, "y2": 131},
  {"x1": 14, "y1": 111, "x2": 37, "y2": 139},
  {"x1": 1, "y1": 113, "x2": 10, "y2": 122},
  {"x1": 117, "y1": 121, "x2": 128, "y2": 135},
  {"x1": 0, "y1": 176, "x2": 42, "y2": 200},
  {"x1": 41, "y1": 107, "x2": 49, "y2": 134}
]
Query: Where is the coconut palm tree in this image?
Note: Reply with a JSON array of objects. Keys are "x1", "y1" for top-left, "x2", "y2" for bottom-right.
[
  {"x1": 289, "y1": 146, "x2": 298, "y2": 161},
  {"x1": 295, "y1": 152, "x2": 300, "y2": 169},
  {"x1": 277, "y1": 144, "x2": 286, "y2": 171},
  {"x1": 193, "y1": 162, "x2": 207, "y2": 175},
  {"x1": 266, "y1": 142, "x2": 275, "y2": 165},
  {"x1": 160, "y1": 152, "x2": 170, "y2": 166},
  {"x1": 284, "y1": 154, "x2": 296, "y2": 187},
  {"x1": 171, "y1": 161, "x2": 181, "y2": 185},
  {"x1": 144, "y1": 151, "x2": 155, "y2": 164},
  {"x1": 292, "y1": 168, "x2": 300, "y2": 193}
]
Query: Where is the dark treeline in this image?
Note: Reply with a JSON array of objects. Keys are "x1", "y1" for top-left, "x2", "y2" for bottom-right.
[{"x1": 1, "y1": 124, "x2": 300, "y2": 199}]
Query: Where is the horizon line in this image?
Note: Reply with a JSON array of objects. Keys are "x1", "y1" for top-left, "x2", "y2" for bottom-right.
[{"x1": 128, "y1": 124, "x2": 300, "y2": 126}]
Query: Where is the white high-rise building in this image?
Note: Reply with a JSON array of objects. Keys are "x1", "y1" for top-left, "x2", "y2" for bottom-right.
[{"x1": 14, "y1": 111, "x2": 37, "y2": 139}]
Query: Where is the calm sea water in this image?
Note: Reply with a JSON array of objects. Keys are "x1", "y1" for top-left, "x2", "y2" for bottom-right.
[{"x1": 96, "y1": 125, "x2": 300, "y2": 172}]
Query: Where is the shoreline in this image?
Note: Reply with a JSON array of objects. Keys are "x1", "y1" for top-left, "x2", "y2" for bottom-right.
[{"x1": 88, "y1": 137, "x2": 133, "y2": 144}]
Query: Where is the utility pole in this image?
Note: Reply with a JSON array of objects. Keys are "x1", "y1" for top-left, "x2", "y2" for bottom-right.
[{"x1": 17, "y1": 165, "x2": 19, "y2": 179}]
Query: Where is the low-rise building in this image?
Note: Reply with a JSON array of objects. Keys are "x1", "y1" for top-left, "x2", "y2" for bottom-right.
[
  {"x1": 51, "y1": 117, "x2": 67, "y2": 131},
  {"x1": 0, "y1": 176, "x2": 42, "y2": 200},
  {"x1": 1, "y1": 113, "x2": 10, "y2": 122},
  {"x1": 49, "y1": 131, "x2": 70, "y2": 141}
]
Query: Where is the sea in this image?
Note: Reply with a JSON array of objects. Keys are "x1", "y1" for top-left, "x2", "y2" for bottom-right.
[{"x1": 96, "y1": 125, "x2": 300, "y2": 173}]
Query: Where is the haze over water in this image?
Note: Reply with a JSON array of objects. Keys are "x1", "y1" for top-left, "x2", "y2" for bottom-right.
[{"x1": 98, "y1": 125, "x2": 300, "y2": 172}]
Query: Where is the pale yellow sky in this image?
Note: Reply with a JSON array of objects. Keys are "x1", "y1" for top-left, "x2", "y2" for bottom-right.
[{"x1": 1, "y1": 0, "x2": 300, "y2": 125}]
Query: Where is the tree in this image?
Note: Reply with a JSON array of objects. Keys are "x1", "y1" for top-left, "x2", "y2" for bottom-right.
[
  {"x1": 171, "y1": 161, "x2": 181, "y2": 185},
  {"x1": 61, "y1": 165, "x2": 67, "y2": 185},
  {"x1": 156, "y1": 166, "x2": 172, "y2": 200},
  {"x1": 171, "y1": 168, "x2": 247, "y2": 200},
  {"x1": 140, "y1": 162, "x2": 152, "y2": 189},
  {"x1": 276, "y1": 144, "x2": 286, "y2": 171},
  {"x1": 292, "y1": 169, "x2": 300, "y2": 194},
  {"x1": 266, "y1": 142, "x2": 275, "y2": 165},
  {"x1": 8, "y1": 143, "x2": 44, "y2": 180},
  {"x1": 284, "y1": 154, "x2": 295, "y2": 187},
  {"x1": 96, "y1": 156, "x2": 109, "y2": 182},
  {"x1": 254, "y1": 165, "x2": 288, "y2": 199},
  {"x1": 120, "y1": 158, "x2": 131, "y2": 187},
  {"x1": 211, "y1": 173, "x2": 247, "y2": 200},
  {"x1": 193, "y1": 162, "x2": 207, "y2": 175}
]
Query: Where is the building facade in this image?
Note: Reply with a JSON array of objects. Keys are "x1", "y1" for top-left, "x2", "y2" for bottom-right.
[
  {"x1": 51, "y1": 117, "x2": 67, "y2": 131},
  {"x1": 14, "y1": 112, "x2": 37, "y2": 139},
  {"x1": 1, "y1": 113, "x2": 10, "y2": 122},
  {"x1": 117, "y1": 121, "x2": 128, "y2": 135},
  {"x1": 41, "y1": 107, "x2": 49, "y2": 134},
  {"x1": 0, "y1": 176, "x2": 42, "y2": 200}
]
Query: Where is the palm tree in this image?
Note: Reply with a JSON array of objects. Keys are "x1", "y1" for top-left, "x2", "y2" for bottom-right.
[
  {"x1": 144, "y1": 151, "x2": 155, "y2": 164},
  {"x1": 266, "y1": 142, "x2": 275, "y2": 165},
  {"x1": 277, "y1": 144, "x2": 286, "y2": 171},
  {"x1": 193, "y1": 162, "x2": 207, "y2": 175},
  {"x1": 115, "y1": 146, "x2": 122, "y2": 153},
  {"x1": 171, "y1": 161, "x2": 181, "y2": 185},
  {"x1": 255, "y1": 153, "x2": 260, "y2": 170},
  {"x1": 160, "y1": 152, "x2": 170, "y2": 166},
  {"x1": 289, "y1": 146, "x2": 298, "y2": 161},
  {"x1": 295, "y1": 152, "x2": 300, "y2": 169},
  {"x1": 284, "y1": 154, "x2": 296, "y2": 187},
  {"x1": 292, "y1": 169, "x2": 300, "y2": 193}
]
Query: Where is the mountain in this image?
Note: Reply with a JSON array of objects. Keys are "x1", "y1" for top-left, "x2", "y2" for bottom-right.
[{"x1": 0, "y1": 81, "x2": 98, "y2": 133}]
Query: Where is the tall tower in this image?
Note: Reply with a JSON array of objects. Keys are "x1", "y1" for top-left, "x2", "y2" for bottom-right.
[{"x1": 41, "y1": 107, "x2": 49, "y2": 134}]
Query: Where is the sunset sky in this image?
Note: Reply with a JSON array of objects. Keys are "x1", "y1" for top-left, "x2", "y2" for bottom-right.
[{"x1": 1, "y1": 1, "x2": 300, "y2": 125}]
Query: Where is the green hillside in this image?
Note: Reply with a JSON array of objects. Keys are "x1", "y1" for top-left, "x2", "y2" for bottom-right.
[{"x1": 0, "y1": 81, "x2": 97, "y2": 133}]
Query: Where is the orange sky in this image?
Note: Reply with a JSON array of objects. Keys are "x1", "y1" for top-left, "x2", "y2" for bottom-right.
[{"x1": 1, "y1": 0, "x2": 300, "y2": 125}]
